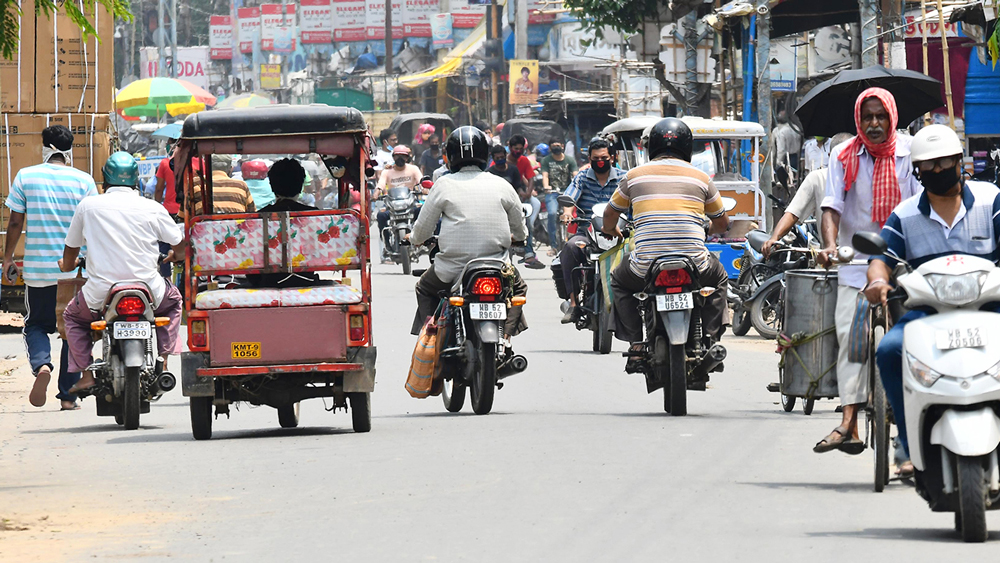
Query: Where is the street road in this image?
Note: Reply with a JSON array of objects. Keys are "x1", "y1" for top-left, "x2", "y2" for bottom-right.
[{"x1": 1, "y1": 254, "x2": 998, "y2": 561}]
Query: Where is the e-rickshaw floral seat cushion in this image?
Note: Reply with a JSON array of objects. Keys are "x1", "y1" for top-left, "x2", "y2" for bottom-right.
[
  {"x1": 194, "y1": 285, "x2": 363, "y2": 310},
  {"x1": 190, "y1": 214, "x2": 361, "y2": 273}
]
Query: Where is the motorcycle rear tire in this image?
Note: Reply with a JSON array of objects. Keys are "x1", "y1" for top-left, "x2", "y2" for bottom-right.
[
  {"x1": 122, "y1": 366, "x2": 141, "y2": 430},
  {"x1": 957, "y1": 455, "x2": 988, "y2": 542},
  {"x1": 593, "y1": 287, "x2": 613, "y2": 355},
  {"x1": 442, "y1": 377, "x2": 466, "y2": 413},
  {"x1": 190, "y1": 396, "x2": 213, "y2": 440},
  {"x1": 278, "y1": 403, "x2": 300, "y2": 428},
  {"x1": 750, "y1": 285, "x2": 782, "y2": 340},
  {"x1": 471, "y1": 342, "x2": 497, "y2": 415},
  {"x1": 731, "y1": 269, "x2": 754, "y2": 337},
  {"x1": 349, "y1": 392, "x2": 371, "y2": 433},
  {"x1": 656, "y1": 336, "x2": 687, "y2": 416}
]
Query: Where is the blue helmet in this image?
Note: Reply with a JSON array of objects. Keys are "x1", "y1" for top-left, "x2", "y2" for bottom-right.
[
  {"x1": 102, "y1": 151, "x2": 139, "y2": 188},
  {"x1": 535, "y1": 143, "x2": 550, "y2": 157}
]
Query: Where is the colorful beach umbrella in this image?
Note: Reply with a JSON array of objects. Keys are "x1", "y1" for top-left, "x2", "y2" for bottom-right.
[
  {"x1": 115, "y1": 77, "x2": 216, "y2": 110},
  {"x1": 123, "y1": 96, "x2": 207, "y2": 118},
  {"x1": 151, "y1": 123, "x2": 183, "y2": 140},
  {"x1": 217, "y1": 93, "x2": 273, "y2": 109}
]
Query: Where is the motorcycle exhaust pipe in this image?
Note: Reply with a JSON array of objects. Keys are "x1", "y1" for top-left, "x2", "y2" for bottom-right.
[
  {"x1": 700, "y1": 345, "x2": 727, "y2": 375},
  {"x1": 157, "y1": 372, "x2": 177, "y2": 393},
  {"x1": 498, "y1": 355, "x2": 528, "y2": 379}
]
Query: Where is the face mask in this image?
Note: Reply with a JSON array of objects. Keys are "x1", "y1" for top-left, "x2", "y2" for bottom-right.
[
  {"x1": 494, "y1": 160, "x2": 507, "y2": 169},
  {"x1": 394, "y1": 157, "x2": 406, "y2": 167},
  {"x1": 591, "y1": 159, "x2": 610, "y2": 173},
  {"x1": 511, "y1": 149, "x2": 523, "y2": 158},
  {"x1": 551, "y1": 147, "x2": 564, "y2": 155},
  {"x1": 919, "y1": 166, "x2": 960, "y2": 196},
  {"x1": 430, "y1": 144, "x2": 440, "y2": 150},
  {"x1": 42, "y1": 145, "x2": 73, "y2": 165}
]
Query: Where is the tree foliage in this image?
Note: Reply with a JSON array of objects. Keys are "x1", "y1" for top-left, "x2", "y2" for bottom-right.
[
  {"x1": 560, "y1": 0, "x2": 664, "y2": 38},
  {"x1": 1, "y1": 0, "x2": 133, "y2": 60}
]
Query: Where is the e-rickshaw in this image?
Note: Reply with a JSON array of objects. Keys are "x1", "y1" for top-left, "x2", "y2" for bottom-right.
[{"x1": 175, "y1": 105, "x2": 377, "y2": 440}]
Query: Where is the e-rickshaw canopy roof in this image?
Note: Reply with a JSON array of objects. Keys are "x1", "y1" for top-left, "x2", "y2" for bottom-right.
[
  {"x1": 181, "y1": 104, "x2": 368, "y2": 140},
  {"x1": 682, "y1": 117, "x2": 765, "y2": 139},
  {"x1": 601, "y1": 116, "x2": 662, "y2": 137}
]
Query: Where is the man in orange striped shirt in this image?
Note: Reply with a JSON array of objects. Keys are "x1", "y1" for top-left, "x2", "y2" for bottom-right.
[{"x1": 603, "y1": 118, "x2": 731, "y2": 353}]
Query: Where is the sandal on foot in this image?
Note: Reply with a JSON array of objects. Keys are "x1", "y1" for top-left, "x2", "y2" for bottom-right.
[
  {"x1": 813, "y1": 426, "x2": 849, "y2": 453},
  {"x1": 29, "y1": 369, "x2": 51, "y2": 407},
  {"x1": 896, "y1": 460, "x2": 915, "y2": 478},
  {"x1": 839, "y1": 438, "x2": 866, "y2": 455}
]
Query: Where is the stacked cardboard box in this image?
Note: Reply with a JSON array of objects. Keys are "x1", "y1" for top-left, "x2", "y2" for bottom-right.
[{"x1": 0, "y1": 1, "x2": 114, "y2": 259}]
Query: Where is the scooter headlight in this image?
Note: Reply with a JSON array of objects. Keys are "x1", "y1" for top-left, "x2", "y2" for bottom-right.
[
  {"x1": 389, "y1": 197, "x2": 414, "y2": 211},
  {"x1": 907, "y1": 353, "x2": 943, "y2": 388},
  {"x1": 926, "y1": 272, "x2": 986, "y2": 306}
]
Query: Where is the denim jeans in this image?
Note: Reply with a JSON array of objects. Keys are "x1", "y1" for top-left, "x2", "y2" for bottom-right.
[
  {"x1": 545, "y1": 191, "x2": 562, "y2": 249},
  {"x1": 875, "y1": 310, "x2": 930, "y2": 458},
  {"x1": 24, "y1": 285, "x2": 80, "y2": 402},
  {"x1": 524, "y1": 196, "x2": 540, "y2": 259}
]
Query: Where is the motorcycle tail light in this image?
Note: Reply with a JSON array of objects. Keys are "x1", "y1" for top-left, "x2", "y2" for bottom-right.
[
  {"x1": 471, "y1": 276, "x2": 503, "y2": 296},
  {"x1": 349, "y1": 314, "x2": 366, "y2": 342},
  {"x1": 116, "y1": 296, "x2": 145, "y2": 316},
  {"x1": 654, "y1": 269, "x2": 691, "y2": 288},
  {"x1": 190, "y1": 320, "x2": 207, "y2": 348}
]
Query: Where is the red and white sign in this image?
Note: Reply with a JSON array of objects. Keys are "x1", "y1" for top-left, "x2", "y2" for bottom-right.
[
  {"x1": 140, "y1": 47, "x2": 211, "y2": 91},
  {"x1": 209, "y1": 15, "x2": 233, "y2": 59},
  {"x1": 451, "y1": 3, "x2": 485, "y2": 29},
  {"x1": 300, "y1": 0, "x2": 333, "y2": 44},
  {"x1": 904, "y1": 12, "x2": 961, "y2": 39},
  {"x1": 261, "y1": 4, "x2": 297, "y2": 51},
  {"x1": 334, "y1": 0, "x2": 366, "y2": 41},
  {"x1": 527, "y1": 0, "x2": 555, "y2": 25},
  {"x1": 238, "y1": 7, "x2": 261, "y2": 54},
  {"x1": 365, "y1": 0, "x2": 402, "y2": 40},
  {"x1": 402, "y1": 0, "x2": 436, "y2": 37}
]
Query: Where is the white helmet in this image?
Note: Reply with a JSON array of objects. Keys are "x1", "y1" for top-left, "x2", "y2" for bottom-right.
[{"x1": 910, "y1": 124, "x2": 963, "y2": 165}]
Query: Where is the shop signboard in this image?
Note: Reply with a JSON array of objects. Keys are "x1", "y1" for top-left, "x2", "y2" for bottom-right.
[
  {"x1": 261, "y1": 4, "x2": 297, "y2": 51},
  {"x1": 508, "y1": 59, "x2": 539, "y2": 105},
  {"x1": 140, "y1": 46, "x2": 212, "y2": 91},
  {"x1": 402, "y1": 0, "x2": 437, "y2": 37},
  {"x1": 431, "y1": 13, "x2": 453, "y2": 48},
  {"x1": 452, "y1": 3, "x2": 485, "y2": 28},
  {"x1": 904, "y1": 10, "x2": 961, "y2": 39},
  {"x1": 238, "y1": 7, "x2": 261, "y2": 54},
  {"x1": 300, "y1": 0, "x2": 333, "y2": 43},
  {"x1": 770, "y1": 37, "x2": 797, "y2": 92},
  {"x1": 209, "y1": 15, "x2": 233, "y2": 59},
  {"x1": 260, "y1": 63, "x2": 282, "y2": 89},
  {"x1": 334, "y1": 0, "x2": 366, "y2": 41},
  {"x1": 365, "y1": 0, "x2": 402, "y2": 40}
]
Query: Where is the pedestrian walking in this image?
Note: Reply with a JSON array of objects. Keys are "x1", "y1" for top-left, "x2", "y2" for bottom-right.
[{"x1": 1, "y1": 125, "x2": 98, "y2": 409}]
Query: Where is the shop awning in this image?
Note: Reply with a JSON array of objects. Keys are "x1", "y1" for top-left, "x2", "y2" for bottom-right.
[{"x1": 398, "y1": 22, "x2": 487, "y2": 89}]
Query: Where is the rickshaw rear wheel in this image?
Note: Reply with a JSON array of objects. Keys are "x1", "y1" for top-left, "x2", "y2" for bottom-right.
[
  {"x1": 190, "y1": 396, "x2": 213, "y2": 440},
  {"x1": 349, "y1": 392, "x2": 371, "y2": 433},
  {"x1": 278, "y1": 403, "x2": 300, "y2": 428}
]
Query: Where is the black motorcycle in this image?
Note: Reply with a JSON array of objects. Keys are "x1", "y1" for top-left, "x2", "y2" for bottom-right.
[{"x1": 381, "y1": 178, "x2": 432, "y2": 275}]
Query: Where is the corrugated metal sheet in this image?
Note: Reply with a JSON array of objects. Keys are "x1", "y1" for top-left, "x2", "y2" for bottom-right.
[{"x1": 965, "y1": 54, "x2": 1000, "y2": 136}]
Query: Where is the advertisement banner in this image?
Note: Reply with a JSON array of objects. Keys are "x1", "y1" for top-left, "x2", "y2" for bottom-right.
[
  {"x1": 508, "y1": 59, "x2": 539, "y2": 105},
  {"x1": 140, "y1": 47, "x2": 212, "y2": 91},
  {"x1": 334, "y1": 0, "x2": 366, "y2": 42},
  {"x1": 260, "y1": 63, "x2": 282, "y2": 89},
  {"x1": 209, "y1": 15, "x2": 233, "y2": 59},
  {"x1": 402, "y1": 0, "x2": 437, "y2": 37},
  {"x1": 365, "y1": 0, "x2": 402, "y2": 40},
  {"x1": 451, "y1": 3, "x2": 485, "y2": 28},
  {"x1": 300, "y1": 0, "x2": 333, "y2": 43},
  {"x1": 431, "y1": 13, "x2": 453, "y2": 48},
  {"x1": 238, "y1": 7, "x2": 261, "y2": 54},
  {"x1": 770, "y1": 37, "x2": 797, "y2": 92},
  {"x1": 261, "y1": 4, "x2": 297, "y2": 51}
]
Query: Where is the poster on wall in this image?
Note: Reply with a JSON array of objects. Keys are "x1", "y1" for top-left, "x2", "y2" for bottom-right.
[
  {"x1": 770, "y1": 37, "x2": 797, "y2": 92},
  {"x1": 238, "y1": 7, "x2": 261, "y2": 54},
  {"x1": 334, "y1": 0, "x2": 366, "y2": 41},
  {"x1": 260, "y1": 64, "x2": 282, "y2": 89},
  {"x1": 508, "y1": 59, "x2": 539, "y2": 105},
  {"x1": 209, "y1": 15, "x2": 233, "y2": 59},
  {"x1": 402, "y1": 0, "x2": 437, "y2": 37},
  {"x1": 809, "y1": 26, "x2": 851, "y2": 73},
  {"x1": 300, "y1": 0, "x2": 333, "y2": 43},
  {"x1": 451, "y1": 3, "x2": 486, "y2": 28},
  {"x1": 431, "y1": 13, "x2": 453, "y2": 48},
  {"x1": 365, "y1": 0, "x2": 402, "y2": 40},
  {"x1": 261, "y1": 4, "x2": 297, "y2": 51}
]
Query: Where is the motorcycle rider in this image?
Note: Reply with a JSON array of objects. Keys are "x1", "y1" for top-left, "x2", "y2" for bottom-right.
[
  {"x1": 376, "y1": 145, "x2": 422, "y2": 263},
  {"x1": 559, "y1": 137, "x2": 625, "y2": 323},
  {"x1": 60, "y1": 152, "x2": 185, "y2": 394},
  {"x1": 602, "y1": 118, "x2": 731, "y2": 366},
  {"x1": 408, "y1": 126, "x2": 529, "y2": 340},
  {"x1": 864, "y1": 124, "x2": 1000, "y2": 477}
]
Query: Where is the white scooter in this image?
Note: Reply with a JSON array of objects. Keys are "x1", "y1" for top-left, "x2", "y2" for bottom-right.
[{"x1": 854, "y1": 232, "x2": 1000, "y2": 543}]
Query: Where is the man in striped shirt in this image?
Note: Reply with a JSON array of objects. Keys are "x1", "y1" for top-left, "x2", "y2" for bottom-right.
[
  {"x1": 190, "y1": 154, "x2": 256, "y2": 215},
  {"x1": 2, "y1": 125, "x2": 98, "y2": 409},
  {"x1": 603, "y1": 118, "x2": 730, "y2": 355}
]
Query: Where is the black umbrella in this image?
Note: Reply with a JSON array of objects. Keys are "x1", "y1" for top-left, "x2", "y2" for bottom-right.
[{"x1": 794, "y1": 66, "x2": 943, "y2": 137}]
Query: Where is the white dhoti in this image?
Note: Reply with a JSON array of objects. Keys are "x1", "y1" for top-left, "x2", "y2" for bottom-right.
[{"x1": 834, "y1": 285, "x2": 869, "y2": 406}]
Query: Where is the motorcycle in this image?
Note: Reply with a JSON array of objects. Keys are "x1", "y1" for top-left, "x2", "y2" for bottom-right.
[
  {"x1": 855, "y1": 232, "x2": 1000, "y2": 542},
  {"x1": 73, "y1": 260, "x2": 176, "y2": 430},
  {"x1": 728, "y1": 236, "x2": 765, "y2": 336},
  {"x1": 381, "y1": 178, "x2": 431, "y2": 275},
  {"x1": 407, "y1": 238, "x2": 528, "y2": 415},
  {"x1": 552, "y1": 194, "x2": 618, "y2": 354}
]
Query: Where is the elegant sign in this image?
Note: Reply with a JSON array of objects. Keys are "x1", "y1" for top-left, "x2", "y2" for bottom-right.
[
  {"x1": 452, "y1": 3, "x2": 486, "y2": 28},
  {"x1": 334, "y1": 0, "x2": 366, "y2": 41},
  {"x1": 365, "y1": 0, "x2": 402, "y2": 40},
  {"x1": 209, "y1": 15, "x2": 233, "y2": 59},
  {"x1": 402, "y1": 0, "x2": 437, "y2": 37},
  {"x1": 300, "y1": 0, "x2": 333, "y2": 43},
  {"x1": 238, "y1": 7, "x2": 261, "y2": 54},
  {"x1": 261, "y1": 4, "x2": 297, "y2": 51}
]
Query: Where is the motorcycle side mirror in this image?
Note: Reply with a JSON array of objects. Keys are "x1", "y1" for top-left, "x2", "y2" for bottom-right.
[
  {"x1": 420, "y1": 179, "x2": 434, "y2": 190},
  {"x1": 851, "y1": 232, "x2": 888, "y2": 256},
  {"x1": 365, "y1": 166, "x2": 375, "y2": 178},
  {"x1": 746, "y1": 230, "x2": 770, "y2": 253},
  {"x1": 557, "y1": 194, "x2": 576, "y2": 208}
]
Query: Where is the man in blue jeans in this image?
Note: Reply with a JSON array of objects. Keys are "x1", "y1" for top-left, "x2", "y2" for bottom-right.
[
  {"x1": 540, "y1": 138, "x2": 578, "y2": 253},
  {"x1": 865, "y1": 124, "x2": 1000, "y2": 477},
  {"x1": 1, "y1": 125, "x2": 98, "y2": 410}
]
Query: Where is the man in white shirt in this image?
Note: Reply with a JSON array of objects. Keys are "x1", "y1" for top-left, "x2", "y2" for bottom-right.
[
  {"x1": 375, "y1": 128, "x2": 397, "y2": 171},
  {"x1": 812, "y1": 88, "x2": 923, "y2": 455},
  {"x1": 802, "y1": 136, "x2": 832, "y2": 173},
  {"x1": 59, "y1": 152, "x2": 185, "y2": 394}
]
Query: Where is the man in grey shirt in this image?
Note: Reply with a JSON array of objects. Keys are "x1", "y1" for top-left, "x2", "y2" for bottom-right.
[{"x1": 409, "y1": 127, "x2": 529, "y2": 336}]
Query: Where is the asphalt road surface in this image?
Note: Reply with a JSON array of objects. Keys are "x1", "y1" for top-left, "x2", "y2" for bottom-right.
[{"x1": 1, "y1": 253, "x2": 998, "y2": 562}]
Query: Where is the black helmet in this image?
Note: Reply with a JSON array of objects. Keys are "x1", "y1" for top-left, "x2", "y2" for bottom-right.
[
  {"x1": 446, "y1": 126, "x2": 489, "y2": 172},
  {"x1": 646, "y1": 117, "x2": 693, "y2": 162}
]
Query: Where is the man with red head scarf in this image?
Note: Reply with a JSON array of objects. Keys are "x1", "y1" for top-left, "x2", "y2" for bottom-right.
[{"x1": 812, "y1": 87, "x2": 923, "y2": 455}]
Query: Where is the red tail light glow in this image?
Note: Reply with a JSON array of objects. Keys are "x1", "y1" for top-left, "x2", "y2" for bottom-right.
[
  {"x1": 349, "y1": 314, "x2": 366, "y2": 342},
  {"x1": 115, "y1": 296, "x2": 146, "y2": 316},
  {"x1": 471, "y1": 276, "x2": 502, "y2": 296},
  {"x1": 190, "y1": 320, "x2": 207, "y2": 348},
  {"x1": 654, "y1": 269, "x2": 691, "y2": 288}
]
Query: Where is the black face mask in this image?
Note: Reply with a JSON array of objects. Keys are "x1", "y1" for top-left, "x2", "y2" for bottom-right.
[
  {"x1": 551, "y1": 147, "x2": 564, "y2": 155},
  {"x1": 430, "y1": 144, "x2": 440, "y2": 151},
  {"x1": 919, "y1": 166, "x2": 960, "y2": 196},
  {"x1": 591, "y1": 159, "x2": 611, "y2": 173},
  {"x1": 393, "y1": 157, "x2": 406, "y2": 167}
]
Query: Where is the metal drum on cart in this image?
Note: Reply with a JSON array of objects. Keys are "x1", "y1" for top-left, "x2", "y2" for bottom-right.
[{"x1": 777, "y1": 269, "x2": 839, "y2": 414}]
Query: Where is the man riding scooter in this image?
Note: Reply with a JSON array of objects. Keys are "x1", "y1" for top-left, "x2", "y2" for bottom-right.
[
  {"x1": 864, "y1": 124, "x2": 1000, "y2": 477},
  {"x1": 61, "y1": 152, "x2": 185, "y2": 394}
]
